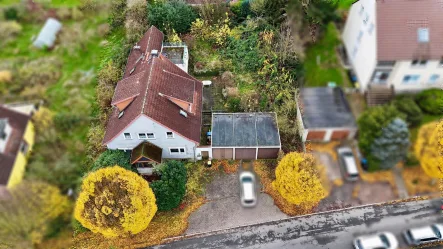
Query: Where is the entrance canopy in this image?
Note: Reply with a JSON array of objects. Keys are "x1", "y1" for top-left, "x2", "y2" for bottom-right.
[{"x1": 131, "y1": 141, "x2": 162, "y2": 164}]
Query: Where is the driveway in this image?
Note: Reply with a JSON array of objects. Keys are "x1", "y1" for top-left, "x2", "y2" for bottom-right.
[
  {"x1": 314, "y1": 151, "x2": 396, "y2": 211},
  {"x1": 186, "y1": 163, "x2": 288, "y2": 235}
]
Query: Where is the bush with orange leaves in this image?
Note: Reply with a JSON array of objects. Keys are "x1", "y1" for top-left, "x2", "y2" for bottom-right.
[
  {"x1": 272, "y1": 152, "x2": 326, "y2": 207},
  {"x1": 414, "y1": 120, "x2": 443, "y2": 178},
  {"x1": 74, "y1": 166, "x2": 157, "y2": 237}
]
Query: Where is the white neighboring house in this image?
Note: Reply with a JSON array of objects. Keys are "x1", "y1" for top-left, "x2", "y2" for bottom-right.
[{"x1": 342, "y1": 0, "x2": 443, "y2": 93}]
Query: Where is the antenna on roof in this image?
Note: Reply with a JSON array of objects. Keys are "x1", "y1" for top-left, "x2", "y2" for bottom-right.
[
  {"x1": 118, "y1": 111, "x2": 125, "y2": 119},
  {"x1": 180, "y1": 109, "x2": 188, "y2": 118}
]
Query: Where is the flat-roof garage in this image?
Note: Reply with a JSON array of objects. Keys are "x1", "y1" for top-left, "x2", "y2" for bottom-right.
[{"x1": 211, "y1": 113, "x2": 281, "y2": 160}]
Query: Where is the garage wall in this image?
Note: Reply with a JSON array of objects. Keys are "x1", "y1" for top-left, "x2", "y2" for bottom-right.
[
  {"x1": 212, "y1": 148, "x2": 233, "y2": 159},
  {"x1": 234, "y1": 148, "x2": 256, "y2": 160},
  {"x1": 305, "y1": 128, "x2": 356, "y2": 142},
  {"x1": 306, "y1": 130, "x2": 326, "y2": 140},
  {"x1": 257, "y1": 148, "x2": 279, "y2": 159},
  {"x1": 331, "y1": 130, "x2": 350, "y2": 140}
]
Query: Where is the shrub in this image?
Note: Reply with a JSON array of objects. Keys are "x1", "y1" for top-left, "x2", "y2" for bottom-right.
[
  {"x1": 108, "y1": 0, "x2": 127, "y2": 30},
  {"x1": 369, "y1": 118, "x2": 410, "y2": 170},
  {"x1": 223, "y1": 32, "x2": 264, "y2": 72},
  {"x1": 272, "y1": 152, "x2": 326, "y2": 207},
  {"x1": 357, "y1": 105, "x2": 405, "y2": 156},
  {"x1": 405, "y1": 152, "x2": 419, "y2": 167},
  {"x1": 53, "y1": 113, "x2": 83, "y2": 131},
  {"x1": 148, "y1": 0, "x2": 198, "y2": 34},
  {"x1": 74, "y1": 167, "x2": 157, "y2": 237},
  {"x1": 0, "y1": 21, "x2": 22, "y2": 46},
  {"x1": 391, "y1": 95, "x2": 423, "y2": 127},
  {"x1": 87, "y1": 124, "x2": 106, "y2": 160},
  {"x1": 27, "y1": 154, "x2": 82, "y2": 192},
  {"x1": 250, "y1": 0, "x2": 286, "y2": 25},
  {"x1": 231, "y1": 0, "x2": 252, "y2": 24},
  {"x1": 16, "y1": 57, "x2": 63, "y2": 88},
  {"x1": 56, "y1": 7, "x2": 72, "y2": 20},
  {"x1": 0, "y1": 181, "x2": 70, "y2": 247},
  {"x1": 415, "y1": 89, "x2": 443, "y2": 115},
  {"x1": 91, "y1": 150, "x2": 134, "y2": 172},
  {"x1": 414, "y1": 121, "x2": 443, "y2": 178},
  {"x1": 151, "y1": 160, "x2": 187, "y2": 211},
  {"x1": 227, "y1": 97, "x2": 242, "y2": 112},
  {"x1": 3, "y1": 7, "x2": 18, "y2": 20},
  {"x1": 125, "y1": 0, "x2": 148, "y2": 43}
]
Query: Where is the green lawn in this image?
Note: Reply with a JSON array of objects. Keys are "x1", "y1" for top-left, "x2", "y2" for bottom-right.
[
  {"x1": 0, "y1": 2, "x2": 113, "y2": 167},
  {"x1": 304, "y1": 22, "x2": 350, "y2": 87}
]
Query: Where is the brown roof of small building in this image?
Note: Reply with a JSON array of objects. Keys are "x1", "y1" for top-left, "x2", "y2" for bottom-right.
[
  {"x1": 103, "y1": 26, "x2": 203, "y2": 145},
  {"x1": 377, "y1": 0, "x2": 443, "y2": 61},
  {"x1": 131, "y1": 141, "x2": 162, "y2": 164},
  {"x1": 0, "y1": 106, "x2": 30, "y2": 185}
]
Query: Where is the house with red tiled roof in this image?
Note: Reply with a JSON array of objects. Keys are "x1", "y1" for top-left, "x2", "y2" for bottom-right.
[
  {"x1": 342, "y1": 0, "x2": 443, "y2": 96},
  {"x1": 103, "y1": 26, "x2": 282, "y2": 173},
  {"x1": 103, "y1": 26, "x2": 203, "y2": 171}
]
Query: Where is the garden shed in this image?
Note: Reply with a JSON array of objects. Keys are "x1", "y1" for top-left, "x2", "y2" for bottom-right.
[
  {"x1": 211, "y1": 113, "x2": 281, "y2": 160},
  {"x1": 297, "y1": 87, "x2": 357, "y2": 142},
  {"x1": 33, "y1": 18, "x2": 62, "y2": 49}
]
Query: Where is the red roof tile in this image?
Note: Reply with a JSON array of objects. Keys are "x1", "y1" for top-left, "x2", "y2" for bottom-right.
[
  {"x1": 103, "y1": 26, "x2": 203, "y2": 145},
  {"x1": 377, "y1": 0, "x2": 443, "y2": 60}
]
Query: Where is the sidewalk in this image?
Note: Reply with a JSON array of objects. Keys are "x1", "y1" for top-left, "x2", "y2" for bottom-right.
[{"x1": 393, "y1": 165, "x2": 409, "y2": 199}]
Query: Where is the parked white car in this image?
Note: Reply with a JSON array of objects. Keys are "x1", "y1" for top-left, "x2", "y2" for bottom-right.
[
  {"x1": 239, "y1": 171, "x2": 257, "y2": 207},
  {"x1": 353, "y1": 232, "x2": 398, "y2": 249},
  {"x1": 403, "y1": 224, "x2": 443, "y2": 246},
  {"x1": 337, "y1": 146, "x2": 359, "y2": 181}
]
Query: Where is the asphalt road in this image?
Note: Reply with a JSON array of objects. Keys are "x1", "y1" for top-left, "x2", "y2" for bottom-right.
[{"x1": 149, "y1": 199, "x2": 443, "y2": 249}]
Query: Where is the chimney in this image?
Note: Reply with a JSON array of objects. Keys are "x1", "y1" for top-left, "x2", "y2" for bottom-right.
[{"x1": 151, "y1": 50, "x2": 159, "y2": 57}]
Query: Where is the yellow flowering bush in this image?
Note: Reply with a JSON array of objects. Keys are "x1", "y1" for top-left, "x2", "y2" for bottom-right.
[
  {"x1": 74, "y1": 166, "x2": 157, "y2": 237},
  {"x1": 191, "y1": 13, "x2": 231, "y2": 46},
  {"x1": 415, "y1": 120, "x2": 443, "y2": 178},
  {"x1": 272, "y1": 152, "x2": 326, "y2": 207}
]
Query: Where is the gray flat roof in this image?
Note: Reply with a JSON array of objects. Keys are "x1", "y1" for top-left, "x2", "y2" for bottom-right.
[
  {"x1": 300, "y1": 87, "x2": 357, "y2": 129},
  {"x1": 212, "y1": 113, "x2": 281, "y2": 147}
]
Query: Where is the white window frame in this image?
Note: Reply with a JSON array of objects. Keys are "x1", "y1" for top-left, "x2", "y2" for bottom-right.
[
  {"x1": 138, "y1": 133, "x2": 147, "y2": 139},
  {"x1": 411, "y1": 59, "x2": 427, "y2": 67},
  {"x1": 169, "y1": 147, "x2": 185, "y2": 155},
  {"x1": 166, "y1": 132, "x2": 174, "y2": 139},
  {"x1": 123, "y1": 133, "x2": 132, "y2": 140},
  {"x1": 402, "y1": 74, "x2": 420, "y2": 84},
  {"x1": 138, "y1": 132, "x2": 156, "y2": 139}
]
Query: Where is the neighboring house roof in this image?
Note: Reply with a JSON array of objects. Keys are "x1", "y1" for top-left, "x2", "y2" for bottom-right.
[
  {"x1": 0, "y1": 106, "x2": 30, "y2": 186},
  {"x1": 131, "y1": 141, "x2": 162, "y2": 164},
  {"x1": 299, "y1": 87, "x2": 356, "y2": 129},
  {"x1": 212, "y1": 113, "x2": 281, "y2": 147},
  {"x1": 103, "y1": 26, "x2": 203, "y2": 145},
  {"x1": 376, "y1": 0, "x2": 443, "y2": 61},
  {"x1": 33, "y1": 18, "x2": 62, "y2": 48}
]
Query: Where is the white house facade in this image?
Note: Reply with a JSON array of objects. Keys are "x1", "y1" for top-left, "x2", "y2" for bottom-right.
[
  {"x1": 106, "y1": 115, "x2": 197, "y2": 160},
  {"x1": 342, "y1": 0, "x2": 443, "y2": 93}
]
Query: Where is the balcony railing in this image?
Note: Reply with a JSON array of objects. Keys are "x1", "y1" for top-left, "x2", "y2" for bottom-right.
[{"x1": 162, "y1": 42, "x2": 187, "y2": 48}]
